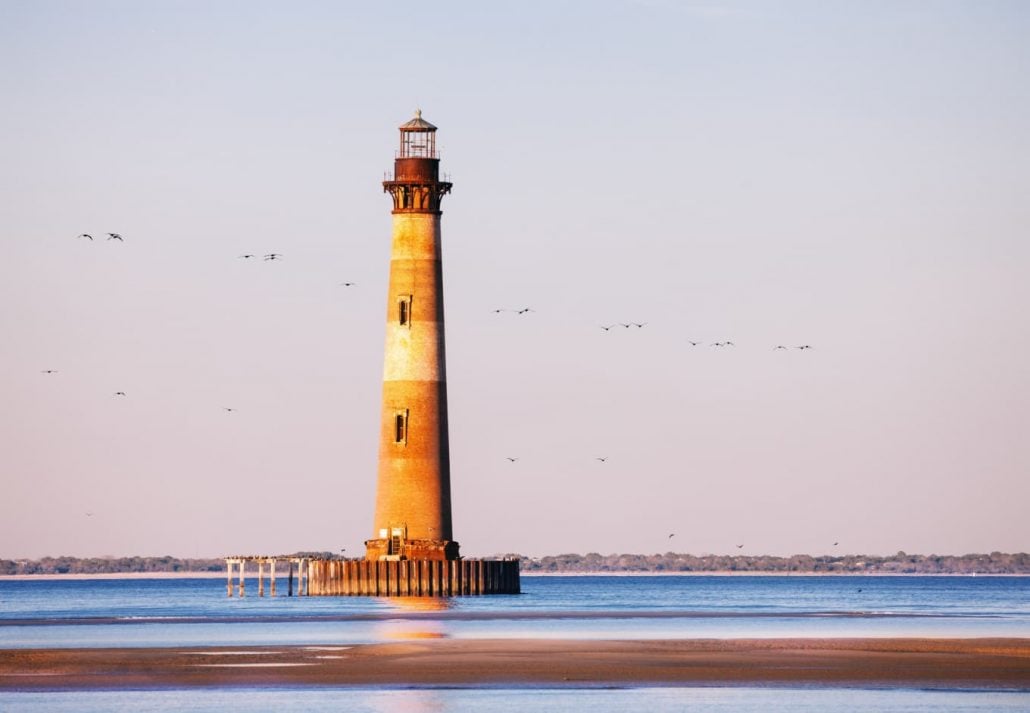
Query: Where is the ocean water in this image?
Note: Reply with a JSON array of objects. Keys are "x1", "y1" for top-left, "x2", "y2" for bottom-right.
[
  {"x1": 1, "y1": 574, "x2": 1027, "y2": 648},
  {"x1": 1, "y1": 575, "x2": 1027, "y2": 711}
]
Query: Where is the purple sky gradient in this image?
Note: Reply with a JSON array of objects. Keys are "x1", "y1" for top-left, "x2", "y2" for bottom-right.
[{"x1": 1, "y1": 1, "x2": 1027, "y2": 558}]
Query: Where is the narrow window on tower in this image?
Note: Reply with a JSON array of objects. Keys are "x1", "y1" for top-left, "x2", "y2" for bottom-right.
[
  {"x1": 398, "y1": 295, "x2": 412, "y2": 327},
  {"x1": 394, "y1": 409, "x2": 409, "y2": 445}
]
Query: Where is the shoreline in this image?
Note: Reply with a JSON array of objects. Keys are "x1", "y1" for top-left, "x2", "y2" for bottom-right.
[
  {"x1": 1, "y1": 638, "x2": 1027, "y2": 690},
  {"x1": 2, "y1": 571, "x2": 1028, "y2": 581}
]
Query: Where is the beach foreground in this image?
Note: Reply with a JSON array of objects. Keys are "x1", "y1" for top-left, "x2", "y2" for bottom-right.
[{"x1": 2, "y1": 638, "x2": 1028, "y2": 690}]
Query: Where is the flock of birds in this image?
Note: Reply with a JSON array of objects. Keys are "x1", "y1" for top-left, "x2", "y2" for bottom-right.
[
  {"x1": 50, "y1": 230, "x2": 819, "y2": 550},
  {"x1": 600, "y1": 322, "x2": 646, "y2": 330},
  {"x1": 238, "y1": 253, "x2": 283, "y2": 261},
  {"x1": 77, "y1": 232, "x2": 122, "y2": 241}
]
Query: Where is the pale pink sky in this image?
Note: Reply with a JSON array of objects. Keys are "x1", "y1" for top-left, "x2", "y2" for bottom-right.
[{"x1": 2, "y1": 1, "x2": 1027, "y2": 559}]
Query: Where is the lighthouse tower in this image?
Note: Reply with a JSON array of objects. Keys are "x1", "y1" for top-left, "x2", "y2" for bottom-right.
[
  {"x1": 365, "y1": 110, "x2": 459, "y2": 562},
  {"x1": 226, "y1": 113, "x2": 518, "y2": 596}
]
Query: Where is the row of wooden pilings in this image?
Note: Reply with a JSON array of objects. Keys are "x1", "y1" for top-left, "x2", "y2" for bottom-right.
[
  {"x1": 225, "y1": 557, "x2": 311, "y2": 597},
  {"x1": 305, "y1": 558, "x2": 520, "y2": 596}
]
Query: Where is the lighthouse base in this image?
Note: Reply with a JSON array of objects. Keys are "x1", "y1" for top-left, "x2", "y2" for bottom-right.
[
  {"x1": 364, "y1": 538, "x2": 460, "y2": 561},
  {"x1": 305, "y1": 558, "x2": 520, "y2": 596}
]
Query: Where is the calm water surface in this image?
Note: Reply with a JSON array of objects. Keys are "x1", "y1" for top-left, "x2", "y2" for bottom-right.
[{"x1": 0, "y1": 575, "x2": 1027, "y2": 648}]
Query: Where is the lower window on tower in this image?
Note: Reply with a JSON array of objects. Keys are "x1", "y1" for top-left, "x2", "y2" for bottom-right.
[
  {"x1": 398, "y1": 295, "x2": 412, "y2": 326},
  {"x1": 394, "y1": 410, "x2": 408, "y2": 444}
]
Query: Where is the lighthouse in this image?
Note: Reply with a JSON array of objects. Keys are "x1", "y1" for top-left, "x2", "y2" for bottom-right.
[
  {"x1": 226, "y1": 113, "x2": 518, "y2": 596},
  {"x1": 365, "y1": 110, "x2": 458, "y2": 562}
]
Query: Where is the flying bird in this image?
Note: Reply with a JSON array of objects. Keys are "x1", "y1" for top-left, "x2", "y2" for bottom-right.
[
  {"x1": 600, "y1": 324, "x2": 617, "y2": 331},
  {"x1": 797, "y1": 345, "x2": 813, "y2": 350},
  {"x1": 724, "y1": 341, "x2": 735, "y2": 346},
  {"x1": 833, "y1": 542, "x2": 839, "y2": 546},
  {"x1": 596, "y1": 457, "x2": 608, "y2": 462},
  {"x1": 668, "y1": 533, "x2": 675, "y2": 539},
  {"x1": 516, "y1": 308, "x2": 534, "y2": 314},
  {"x1": 77, "y1": 233, "x2": 93, "y2": 240},
  {"x1": 223, "y1": 407, "x2": 236, "y2": 413},
  {"x1": 630, "y1": 322, "x2": 647, "y2": 328},
  {"x1": 263, "y1": 253, "x2": 282, "y2": 261},
  {"x1": 774, "y1": 345, "x2": 788, "y2": 350},
  {"x1": 106, "y1": 233, "x2": 123, "y2": 241},
  {"x1": 339, "y1": 282, "x2": 357, "y2": 287},
  {"x1": 41, "y1": 369, "x2": 58, "y2": 374},
  {"x1": 114, "y1": 391, "x2": 126, "y2": 397},
  {"x1": 85, "y1": 512, "x2": 94, "y2": 517},
  {"x1": 505, "y1": 457, "x2": 519, "y2": 462},
  {"x1": 238, "y1": 254, "x2": 255, "y2": 259},
  {"x1": 711, "y1": 342, "x2": 724, "y2": 347},
  {"x1": 736, "y1": 544, "x2": 744, "y2": 549},
  {"x1": 687, "y1": 341, "x2": 700, "y2": 346}
]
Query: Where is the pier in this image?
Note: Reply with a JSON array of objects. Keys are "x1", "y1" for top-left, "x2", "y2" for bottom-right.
[
  {"x1": 224, "y1": 556, "x2": 519, "y2": 597},
  {"x1": 224, "y1": 556, "x2": 312, "y2": 597}
]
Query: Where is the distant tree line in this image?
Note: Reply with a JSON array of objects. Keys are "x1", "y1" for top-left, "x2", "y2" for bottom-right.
[
  {"x1": 516, "y1": 551, "x2": 1030, "y2": 575},
  {"x1": 0, "y1": 553, "x2": 340, "y2": 576},
  {"x1": 0, "y1": 556, "x2": 225, "y2": 575},
  {"x1": 2, "y1": 551, "x2": 1028, "y2": 575}
]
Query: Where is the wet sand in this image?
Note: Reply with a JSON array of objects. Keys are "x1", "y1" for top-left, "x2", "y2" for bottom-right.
[{"x1": 1, "y1": 638, "x2": 1028, "y2": 690}]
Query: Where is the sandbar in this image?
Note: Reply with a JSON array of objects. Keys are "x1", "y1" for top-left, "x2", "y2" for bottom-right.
[{"x1": 1, "y1": 638, "x2": 1028, "y2": 690}]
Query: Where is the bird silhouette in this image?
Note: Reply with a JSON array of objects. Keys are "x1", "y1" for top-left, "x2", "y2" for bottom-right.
[
  {"x1": 77, "y1": 233, "x2": 92, "y2": 240},
  {"x1": 238, "y1": 254, "x2": 255, "y2": 259},
  {"x1": 668, "y1": 533, "x2": 675, "y2": 539},
  {"x1": 797, "y1": 345, "x2": 813, "y2": 350},
  {"x1": 833, "y1": 542, "x2": 839, "y2": 546},
  {"x1": 687, "y1": 341, "x2": 700, "y2": 346},
  {"x1": 517, "y1": 308, "x2": 534, "y2": 314},
  {"x1": 492, "y1": 308, "x2": 514, "y2": 314},
  {"x1": 114, "y1": 391, "x2": 126, "y2": 397},
  {"x1": 106, "y1": 233, "x2": 123, "y2": 241},
  {"x1": 223, "y1": 407, "x2": 236, "y2": 413},
  {"x1": 505, "y1": 457, "x2": 519, "y2": 462},
  {"x1": 711, "y1": 342, "x2": 724, "y2": 347},
  {"x1": 774, "y1": 345, "x2": 788, "y2": 350},
  {"x1": 724, "y1": 341, "x2": 735, "y2": 346},
  {"x1": 41, "y1": 370, "x2": 58, "y2": 374},
  {"x1": 596, "y1": 457, "x2": 608, "y2": 462},
  {"x1": 630, "y1": 322, "x2": 647, "y2": 328},
  {"x1": 736, "y1": 544, "x2": 744, "y2": 549},
  {"x1": 85, "y1": 512, "x2": 94, "y2": 517},
  {"x1": 600, "y1": 324, "x2": 617, "y2": 331},
  {"x1": 340, "y1": 282, "x2": 356, "y2": 287},
  {"x1": 263, "y1": 253, "x2": 282, "y2": 261}
]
